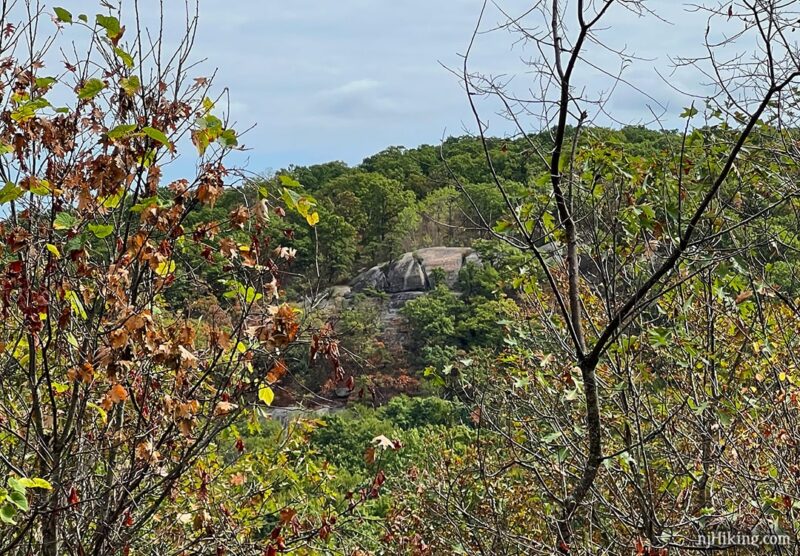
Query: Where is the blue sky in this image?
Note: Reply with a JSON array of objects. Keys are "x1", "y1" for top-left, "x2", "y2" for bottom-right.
[
  {"x1": 38, "y1": 1, "x2": 725, "y2": 176},
  {"x1": 179, "y1": 0, "x2": 718, "y2": 174}
]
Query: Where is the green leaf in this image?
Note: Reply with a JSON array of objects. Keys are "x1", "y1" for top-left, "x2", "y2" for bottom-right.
[
  {"x1": 54, "y1": 212, "x2": 78, "y2": 230},
  {"x1": 0, "y1": 182, "x2": 22, "y2": 204},
  {"x1": 278, "y1": 174, "x2": 301, "y2": 188},
  {"x1": 680, "y1": 105, "x2": 698, "y2": 119},
  {"x1": 142, "y1": 127, "x2": 172, "y2": 150},
  {"x1": 129, "y1": 195, "x2": 159, "y2": 213},
  {"x1": 492, "y1": 219, "x2": 513, "y2": 234},
  {"x1": 244, "y1": 287, "x2": 262, "y2": 304},
  {"x1": 54, "y1": 7, "x2": 73, "y2": 23},
  {"x1": 113, "y1": 47, "x2": 134, "y2": 68},
  {"x1": 7, "y1": 478, "x2": 24, "y2": 494},
  {"x1": 258, "y1": 386, "x2": 275, "y2": 406},
  {"x1": 8, "y1": 491, "x2": 27, "y2": 511},
  {"x1": 52, "y1": 382, "x2": 69, "y2": 393},
  {"x1": 88, "y1": 223, "x2": 114, "y2": 239},
  {"x1": 65, "y1": 290, "x2": 88, "y2": 320},
  {"x1": 107, "y1": 123, "x2": 137, "y2": 140},
  {"x1": 87, "y1": 402, "x2": 108, "y2": 424},
  {"x1": 32, "y1": 478, "x2": 52, "y2": 490},
  {"x1": 29, "y1": 180, "x2": 51, "y2": 195},
  {"x1": 78, "y1": 14, "x2": 88, "y2": 23},
  {"x1": 281, "y1": 187, "x2": 302, "y2": 210},
  {"x1": 95, "y1": 14, "x2": 121, "y2": 39},
  {"x1": 120, "y1": 75, "x2": 140, "y2": 96},
  {"x1": 0, "y1": 504, "x2": 16, "y2": 524},
  {"x1": 11, "y1": 98, "x2": 51, "y2": 122},
  {"x1": 78, "y1": 78, "x2": 105, "y2": 100},
  {"x1": 218, "y1": 129, "x2": 238, "y2": 148},
  {"x1": 35, "y1": 76, "x2": 57, "y2": 89},
  {"x1": 99, "y1": 188, "x2": 125, "y2": 209},
  {"x1": 65, "y1": 233, "x2": 88, "y2": 254},
  {"x1": 542, "y1": 431, "x2": 562, "y2": 444}
]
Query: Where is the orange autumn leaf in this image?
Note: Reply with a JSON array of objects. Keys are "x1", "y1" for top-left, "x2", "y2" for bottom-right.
[
  {"x1": 109, "y1": 383, "x2": 128, "y2": 404},
  {"x1": 213, "y1": 401, "x2": 238, "y2": 417},
  {"x1": 266, "y1": 359, "x2": 288, "y2": 384}
]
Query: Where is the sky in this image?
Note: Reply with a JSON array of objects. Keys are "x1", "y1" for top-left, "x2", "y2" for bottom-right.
[
  {"x1": 172, "y1": 0, "x2": 723, "y2": 175},
  {"x1": 38, "y1": 1, "x2": 732, "y2": 175}
]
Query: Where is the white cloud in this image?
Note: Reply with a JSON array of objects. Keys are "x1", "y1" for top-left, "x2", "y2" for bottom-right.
[{"x1": 25, "y1": 1, "x2": 745, "y2": 172}]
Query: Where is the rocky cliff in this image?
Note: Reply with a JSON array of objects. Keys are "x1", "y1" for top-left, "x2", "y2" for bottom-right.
[
  {"x1": 343, "y1": 247, "x2": 481, "y2": 353},
  {"x1": 349, "y1": 246, "x2": 480, "y2": 295}
]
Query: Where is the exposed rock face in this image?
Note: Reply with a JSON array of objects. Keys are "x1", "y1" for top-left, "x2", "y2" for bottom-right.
[
  {"x1": 350, "y1": 247, "x2": 479, "y2": 295},
  {"x1": 350, "y1": 264, "x2": 388, "y2": 292},
  {"x1": 417, "y1": 247, "x2": 476, "y2": 287},
  {"x1": 346, "y1": 247, "x2": 481, "y2": 353},
  {"x1": 386, "y1": 252, "x2": 428, "y2": 293}
]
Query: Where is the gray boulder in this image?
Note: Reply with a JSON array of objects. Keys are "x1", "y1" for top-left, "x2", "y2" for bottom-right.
[
  {"x1": 350, "y1": 264, "x2": 388, "y2": 293},
  {"x1": 349, "y1": 246, "x2": 480, "y2": 294},
  {"x1": 416, "y1": 247, "x2": 475, "y2": 287},
  {"x1": 386, "y1": 252, "x2": 428, "y2": 293}
]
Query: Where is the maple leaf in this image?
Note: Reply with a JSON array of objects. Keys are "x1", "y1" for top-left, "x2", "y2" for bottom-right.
[
  {"x1": 108, "y1": 383, "x2": 128, "y2": 404},
  {"x1": 178, "y1": 345, "x2": 198, "y2": 369},
  {"x1": 135, "y1": 441, "x2": 161, "y2": 464},
  {"x1": 229, "y1": 205, "x2": 249, "y2": 228},
  {"x1": 266, "y1": 359, "x2": 288, "y2": 384},
  {"x1": 109, "y1": 328, "x2": 129, "y2": 349},
  {"x1": 279, "y1": 507, "x2": 297, "y2": 525},
  {"x1": 219, "y1": 238, "x2": 238, "y2": 259},
  {"x1": 213, "y1": 401, "x2": 238, "y2": 417},
  {"x1": 372, "y1": 435, "x2": 398, "y2": 451},
  {"x1": 210, "y1": 329, "x2": 231, "y2": 350}
]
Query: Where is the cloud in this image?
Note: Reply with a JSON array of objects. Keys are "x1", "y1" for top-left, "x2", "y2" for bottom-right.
[
  {"x1": 314, "y1": 79, "x2": 404, "y2": 121},
  {"x1": 26, "y1": 1, "x2": 745, "y2": 172}
]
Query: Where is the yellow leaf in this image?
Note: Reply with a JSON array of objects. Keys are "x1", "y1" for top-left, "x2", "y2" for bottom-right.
[
  {"x1": 87, "y1": 402, "x2": 108, "y2": 424},
  {"x1": 155, "y1": 260, "x2": 176, "y2": 276},
  {"x1": 258, "y1": 386, "x2": 274, "y2": 406},
  {"x1": 306, "y1": 211, "x2": 319, "y2": 226},
  {"x1": 46, "y1": 244, "x2": 61, "y2": 258}
]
